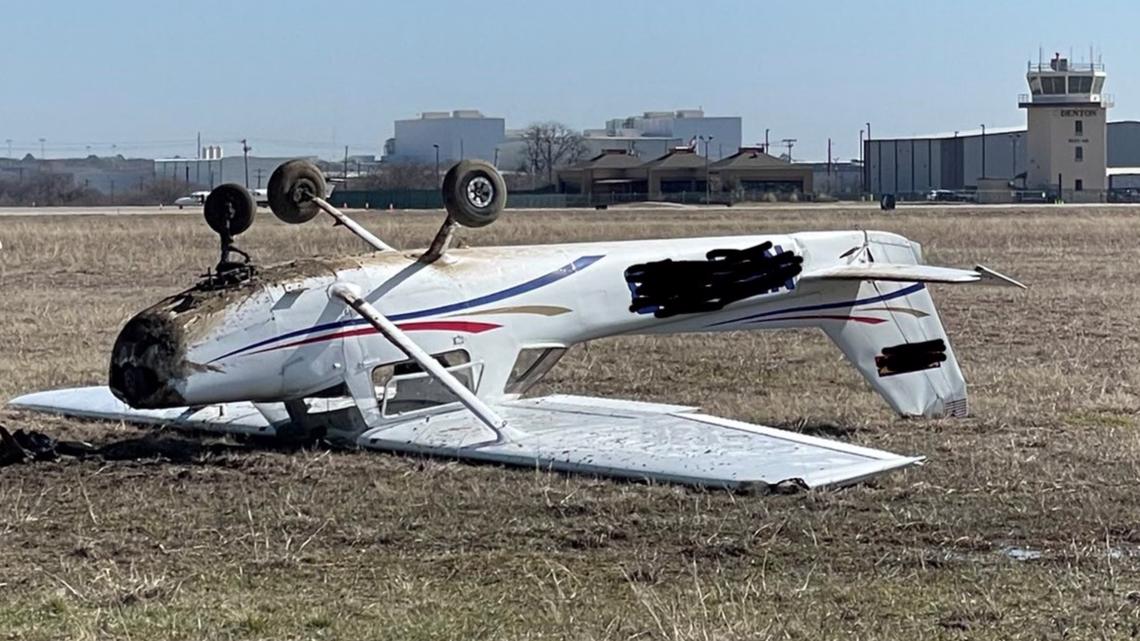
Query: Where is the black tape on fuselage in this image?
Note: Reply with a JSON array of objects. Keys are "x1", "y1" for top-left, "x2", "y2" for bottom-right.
[
  {"x1": 875, "y1": 339, "x2": 947, "y2": 377},
  {"x1": 624, "y1": 241, "x2": 803, "y2": 319}
]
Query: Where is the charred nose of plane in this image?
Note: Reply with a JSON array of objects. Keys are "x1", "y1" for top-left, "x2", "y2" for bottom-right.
[{"x1": 108, "y1": 312, "x2": 190, "y2": 408}]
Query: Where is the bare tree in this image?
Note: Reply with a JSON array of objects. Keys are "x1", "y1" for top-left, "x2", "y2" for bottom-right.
[
  {"x1": 352, "y1": 162, "x2": 437, "y2": 190},
  {"x1": 521, "y1": 122, "x2": 588, "y2": 187}
]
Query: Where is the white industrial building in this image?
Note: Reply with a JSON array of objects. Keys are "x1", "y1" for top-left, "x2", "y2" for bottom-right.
[
  {"x1": 584, "y1": 109, "x2": 742, "y2": 161},
  {"x1": 155, "y1": 147, "x2": 304, "y2": 189},
  {"x1": 865, "y1": 53, "x2": 1134, "y2": 201},
  {"x1": 383, "y1": 110, "x2": 506, "y2": 165}
]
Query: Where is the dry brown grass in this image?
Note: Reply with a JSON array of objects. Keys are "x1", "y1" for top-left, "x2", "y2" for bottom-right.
[{"x1": 3, "y1": 204, "x2": 1140, "y2": 639}]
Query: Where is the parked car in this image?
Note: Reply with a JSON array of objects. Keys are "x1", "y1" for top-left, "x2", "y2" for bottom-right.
[{"x1": 925, "y1": 189, "x2": 958, "y2": 202}]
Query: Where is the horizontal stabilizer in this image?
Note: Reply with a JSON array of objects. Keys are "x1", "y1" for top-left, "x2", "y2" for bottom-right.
[{"x1": 802, "y1": 263, "x2": 1026, "y2": 288}]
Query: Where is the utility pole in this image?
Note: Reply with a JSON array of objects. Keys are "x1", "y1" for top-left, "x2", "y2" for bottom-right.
[
  {"x1": 764, "y1": 128, "x2": 770, "y2": 154},
  {"x1": 827, "y1": 138, "x2": 833, "y2": 175},
  {"x1": 781, "y1": 138, "x2": 797, "y2": 163},
  {"x1": 859, "y1": 128, "x2": 864, "y2": 164},
  {"x1": 241, "y1": 138, "x2": 251, "y2": 188},
  {"x1": 197, "y1": 132, "x2": 201, "y2": 159},
  {"x1": 255, "y1": 167, "x2": 265, "y2": 188},
  {"x1": 343, "y1": 145, "x2": 349, "y2": 188}
]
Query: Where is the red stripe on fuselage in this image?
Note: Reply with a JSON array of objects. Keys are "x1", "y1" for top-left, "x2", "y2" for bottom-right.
[{"x1": 248, "y1": 320, "x2": 500, "y2": 356}]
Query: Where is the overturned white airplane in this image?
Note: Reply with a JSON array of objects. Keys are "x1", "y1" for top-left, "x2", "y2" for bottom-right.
[{"x1": 9, "y1": 160, "x2": 1024, "y2": 489}]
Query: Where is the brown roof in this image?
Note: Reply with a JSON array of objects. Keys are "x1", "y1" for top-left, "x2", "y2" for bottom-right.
[
  {"x1": 568, "y1": 149, "x2": 646, "y2": 170},
  {"x1": 640, "y1": 148, "x2": 709, "y2": 170},
  {"x1": 710, "y1": 148, "x2": 794, "y2": 170}
]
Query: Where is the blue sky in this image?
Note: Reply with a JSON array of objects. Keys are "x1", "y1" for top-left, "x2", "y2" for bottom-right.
[{"x1": 3, "y1": 0, "x2": 1138, "y2": 161}]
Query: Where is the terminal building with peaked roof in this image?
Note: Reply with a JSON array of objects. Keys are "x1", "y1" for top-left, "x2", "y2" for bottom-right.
[{"x1": 557, "y1": 147, "x2": 812, "y2": 200}]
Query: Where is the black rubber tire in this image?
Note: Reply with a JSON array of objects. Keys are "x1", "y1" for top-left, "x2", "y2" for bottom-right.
[
  {"x1": 442, "y1": 160, "x2": 506, "y2": 228},
  {"x1": 203, "y1": 183, "x2": 256, "y2": 237},
  {"x1": 268, "y1": 159, "x2": 326, "y2": 224}
]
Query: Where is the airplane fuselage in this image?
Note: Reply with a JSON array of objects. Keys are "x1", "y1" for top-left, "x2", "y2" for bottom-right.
[{"x1": 109, "y1": 230, "x2": 961, "y2": 424}]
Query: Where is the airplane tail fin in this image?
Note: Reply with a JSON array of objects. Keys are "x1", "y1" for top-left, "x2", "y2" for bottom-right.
[
  {"x1": 800, "y1": 232, "x2": 979, "y2": 418},
  {"x1": 819, "y1": 279, "x2": 968, "y2": 418}
]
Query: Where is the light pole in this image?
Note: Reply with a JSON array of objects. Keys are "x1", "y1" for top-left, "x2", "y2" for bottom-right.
[
  {"x1": 700, "y1": 135, "x2": 713, "y2": 203},
  {"x1": 1011, "y1": 134, "x2": 1019, "y2": 179},
  {"x1": 764, "y1": 128, "x2": 770, "y2": 154},
  {"x1": 241, "y1": 138, "x2": 251, "y2": 188},
  {"x1": 979, "y1": 124, "x2": 986, "y2": 179},
  {"x1": 859, "y1": 128, "x2": 864, "y2": 164},
  {"x1": 433, "y1": 144, "x2": 440, "y2": 184}
]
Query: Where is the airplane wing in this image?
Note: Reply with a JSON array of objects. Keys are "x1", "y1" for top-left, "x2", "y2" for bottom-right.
[{"x1": 8, "y1": 387, "x2": 920, "y2": 490}]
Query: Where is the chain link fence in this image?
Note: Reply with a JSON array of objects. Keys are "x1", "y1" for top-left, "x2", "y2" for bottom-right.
[{"x1": 326, "y1": 189, "x2": 826, "y2": 210}]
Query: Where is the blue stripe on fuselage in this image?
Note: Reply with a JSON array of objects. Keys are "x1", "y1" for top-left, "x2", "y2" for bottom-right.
[
  {"x1": 708, "y1": 282, "x2": 926, "y2": 328},
  {"x1": 213, "y1": 254, "x2": 604, "y2": 360}
]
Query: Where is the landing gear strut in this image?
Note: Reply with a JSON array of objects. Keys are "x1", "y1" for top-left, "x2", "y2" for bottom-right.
[{"x1": 202, "y1": 183, "x2": 257, "y2": 288}]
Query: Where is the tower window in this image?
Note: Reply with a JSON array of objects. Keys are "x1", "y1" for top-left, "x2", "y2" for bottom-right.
[
  {"x1": 1075, "y1": 120, "x2": 1083, "y2": 136},
  {"x1": 1075, "y1": 146, "x2": 1084, "y2": 162},
  {"x1": 1068, "y1": 76, "x2": 1093, "y2": 93},
  {"x1": 1075, "y1": 179, "x2": 1084, "y2": 191},
  {"x1": 1041, "y1": 77, "x2": 1066, "y2": 94}
]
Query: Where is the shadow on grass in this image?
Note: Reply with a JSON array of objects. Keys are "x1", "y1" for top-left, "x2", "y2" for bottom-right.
[
  {"x1": 772, "y1": 420, "x2": 862, "y2": 439},
  {"x1": 1, "y1": 421, "x2": 333, "y2": 469}
]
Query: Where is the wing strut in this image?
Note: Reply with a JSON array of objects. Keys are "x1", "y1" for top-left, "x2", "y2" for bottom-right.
[
  {"x1": 312, "y1": 197, "x2": 395, "y2": 252},
  {"x1": 328, "y1": 282, "x2": 514, "y2": 443}
]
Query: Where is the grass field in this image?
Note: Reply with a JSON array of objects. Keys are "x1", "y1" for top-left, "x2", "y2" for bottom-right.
[{"x1": 2, "y1": 204, "x2": 1140, "y2": 640}]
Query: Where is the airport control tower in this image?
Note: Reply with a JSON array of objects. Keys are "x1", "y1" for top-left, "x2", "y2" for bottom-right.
[{"x1": 1020, "y1": 53, "x2": 1111, "y2": 201}]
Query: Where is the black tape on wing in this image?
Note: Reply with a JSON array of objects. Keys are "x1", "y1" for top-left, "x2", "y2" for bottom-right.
[
  {"x1": 624, "y1": 241, "x2": 804, "y2": 318},
  {"x1": 875, "y1": 339, "x2": 947, "y2": 377}
]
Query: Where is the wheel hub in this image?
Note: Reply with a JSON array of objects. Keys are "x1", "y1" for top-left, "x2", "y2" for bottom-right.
[{"x1": 466, "y1": 176, "x2": 494, "y2": 208}]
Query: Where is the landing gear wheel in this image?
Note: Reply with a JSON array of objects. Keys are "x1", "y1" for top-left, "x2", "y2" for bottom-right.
[
  {"x1": 203, "y1": 183, "x2": 256, "y2": 237},
  {"x1": 268, "y1": 159, "x2": 327, "y2": 224},
  {"x1": 442, "y1": 160, "x2": 506, "y2": 228}
]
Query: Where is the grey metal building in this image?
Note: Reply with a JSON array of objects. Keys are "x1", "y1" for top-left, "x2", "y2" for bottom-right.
[
  {"x1": 383, "y1": 110, "x2": 506, "y2": 165},
  {"x1": 864, "y1": 121, "x2": 1140, "y2": 197}
]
